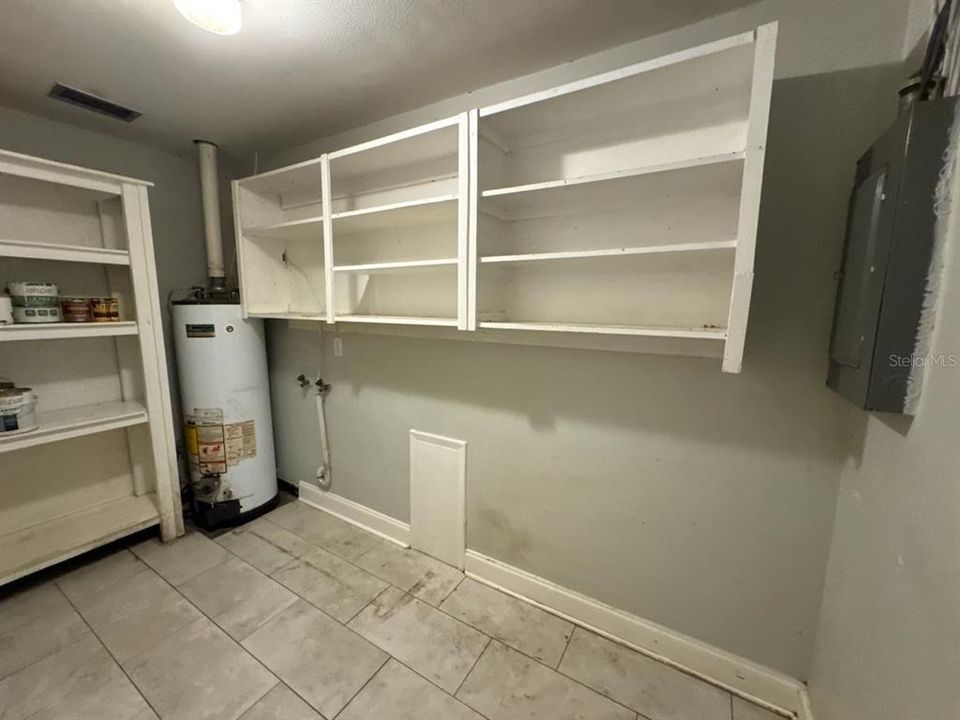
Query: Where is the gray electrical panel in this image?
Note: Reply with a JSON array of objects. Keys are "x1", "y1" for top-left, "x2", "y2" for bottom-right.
[{"x1": 827, "y1": 96, "x2": 957, "y2": 413}]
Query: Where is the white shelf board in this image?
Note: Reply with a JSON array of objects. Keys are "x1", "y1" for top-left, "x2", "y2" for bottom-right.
[
  {"x1": 480, "y1": 154, "x2": 744, "y2": 221},
  {"x1": 333, "y1": 258, "x2": 458, "y2": 274},
  {"x1": 478, "y1": 33, "x2": 754, "y2": 145},
  {"x1": 331, "y1": 195, "x2": 457, "y2": 235},
  {"x1": 479, "y1": 321, "x2": 727, "y2": 339},
  {"x1": 484, "y1": 150, "x2": 743, "y2": 200},
  {"x1": 480, "y1": 241, "x2": 737, "y2": 265},
  {"x1": 329, "y1": 117, "x2": 460, "y2": 183},
  {"x1": 0, "y1": 148, "x2": 152, "y2": 196},
  {"x1": 0, "y1": 493, "x2": 159, "y2": 586},
  {"x1": 0, "y1": 239, "x2": 130, "y2": 265},
  {"x1": 0, "y1": 401, "x2": 148, "y2": 454},
  {"x1": 237, "y1": 157, "x2": 324, "y2": 197},
  {"x1": 244, "y1": 215, "x2": 325, "y2": 241},
  {"x1": 248, "y1": 310, "x2": 326, "y2": 321},
  {"x1": 0, "y1": 321, "x2": 138, "y2": 342},
  {"x1": 336, "y1": 314, "x2": 458, "y2": 327}
]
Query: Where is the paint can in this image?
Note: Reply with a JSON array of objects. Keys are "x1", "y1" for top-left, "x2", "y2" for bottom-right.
[
  {"x1": 0, "y1": 387, "x2": 38, "y2": 436},
  {"x1": 0, "y1": 296, "x2": 13, "y2": 325},
  {"x1": 7, "y1": 282, "x2": 61, "y2": 323},
  {"x1": 61, "y1": 297, "x2": 93, "y2": 323},
  {"x1": 90, "y1": 296, "x2": 120, "y2": 322}
]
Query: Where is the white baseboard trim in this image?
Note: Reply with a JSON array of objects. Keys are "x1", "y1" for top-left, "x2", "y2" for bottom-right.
[
  {"x1": 288, "y1": 488, "x2": 804, "y2": 718},
  {"x1": 298, "y1": 483, "x2": 411, "y2": 548},
  {"x1": 464, "y1": 550, "x2": 804, "y2": 719},
  {"x1": 797, "y1": 684, "x2": 815, "y2": 720}
]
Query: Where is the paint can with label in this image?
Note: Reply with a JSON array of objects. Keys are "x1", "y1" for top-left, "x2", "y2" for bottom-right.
[
  {"x1": 0, "y1": 387, "x2": 38, "y2": 436},
  {"x1": 61, "y1": 297, "x2": 93, "y2": 323},
  {"x1": 90, "y1": 296, "x2": 120, "y2": 322},
  {"x1": 7, "y1": 282, "x2": 61, "y2": 323}
]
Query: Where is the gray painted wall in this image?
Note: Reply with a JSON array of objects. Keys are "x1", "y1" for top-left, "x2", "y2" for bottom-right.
[
  {"x1": 807, "y1": 80, "x2": 960, "y2": 720},
  {"x1": 260, "y1": 0, "x2": 915, "y2": 680}
]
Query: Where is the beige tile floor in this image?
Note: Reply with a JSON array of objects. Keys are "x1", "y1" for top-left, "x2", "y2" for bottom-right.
[{"x1": 0, "y1": 501, "x2": 788, "y2": 720}]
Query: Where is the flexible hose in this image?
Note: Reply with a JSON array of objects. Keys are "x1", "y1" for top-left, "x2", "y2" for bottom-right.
[
  {"x1": 315, "y1": 390, "x2": 332, "y2": 489},
  {"x1": 314, "y1": 326, "x2": 332, "y2": 489}
]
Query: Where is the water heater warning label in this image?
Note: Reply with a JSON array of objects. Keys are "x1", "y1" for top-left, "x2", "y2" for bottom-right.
[
  {"x1": 185, "y1": 408, "x2": 256, "y2": 475},
  {"x1": 225, "y1": 420, "x2": 256, "y2": 467}
]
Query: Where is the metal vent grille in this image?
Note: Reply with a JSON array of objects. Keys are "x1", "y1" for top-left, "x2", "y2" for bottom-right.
[{"x1": 48, "y1": 83, "x2": 142, "y2": 122}]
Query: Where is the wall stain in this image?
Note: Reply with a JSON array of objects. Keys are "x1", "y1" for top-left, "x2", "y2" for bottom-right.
[{"x1": 478, "y1": 507, "x2": 534, "y2": 563}]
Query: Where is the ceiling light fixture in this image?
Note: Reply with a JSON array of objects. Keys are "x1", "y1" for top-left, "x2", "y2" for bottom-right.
[{"x1": 173, "y1": 0, "x2": 242, "y2": 35}]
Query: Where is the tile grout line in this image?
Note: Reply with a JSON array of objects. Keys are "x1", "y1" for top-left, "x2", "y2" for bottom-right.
[
  {"x1": 232, "y1": 509, "x2": 687, "y2": 720},
  {"x1": 329, "y1": 655, "x2": 391, "y2": 720},
  {"x1": 128, "y1": 550, "x2": 295, "y2": 719},
  {"x1": 213, "y1": 524, "x2": 393, "y2": 630},
  {"x1": 259, "y1": 513, "x2": 463, "y2": 607},
  {"x1": 435, "y1": 573, "x2": 466, "y2": 605},
  {"x1": 452, "y1": 636, "x2": 493, "y2": 698},
  {"x1": 214, "y1": 521, "x2": 493, "y2": 717},
  {"x1": 0, "y1": 576, "x2": 101, "y2": 685},
  {"x1": 212, "y1": 524, "x2": 483, "y2": 712},
  {"x1": 340, "y1": 551, "x2": 641, "y2": 716},
  {"x1": 258, "y1": 510, "x2": 643, "y2": 715},
  {"x1": 344, "y1": 583, "x2": 392, "y2": 626},
  {"x1": 555, "y1": 625, "x2": 575, "y2": 669},
  {"x1": 53, "y1": 580, "x2": 166, "y2": 720},
  {"x1": 460, "y1": 549, "x2": 756, "y2": 702},
  {"x1": 262, "y1": 509, "x2": 630, "y2": 686},
  {"x1": 237, "y1": 515, "x2": 476, "y2": 632},
  {"x1": 18, "y1": 514, "x2": 721, "y2": 720},
  {"x1": 543, "y1": 641, "x2": 664, "y2": 718},
  {"x1": 0, "y1": 608, "x2": 93, "y2": 686}
]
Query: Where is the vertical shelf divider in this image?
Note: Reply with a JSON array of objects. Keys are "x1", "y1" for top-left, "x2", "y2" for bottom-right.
[
  {"x1": 458, "y1": 113, "x2": 470, "y2": 330},
  {"x1": 321, "y1": 153, "x2": 336, "y2": 324},
  {"x1": 723, "y1": 22, "x2": 778, "y2": 373},
  {"x1": 120, "y1": 183, "x2": 180, "y2": 541},
  {"x1": 467, "y1": 109, "x2": 479, "y2": 332}
]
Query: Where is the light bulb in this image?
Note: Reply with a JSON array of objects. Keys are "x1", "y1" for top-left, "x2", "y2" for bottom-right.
[{"x1": 173, "y1": 0, "x2": 242, "y2": 35}]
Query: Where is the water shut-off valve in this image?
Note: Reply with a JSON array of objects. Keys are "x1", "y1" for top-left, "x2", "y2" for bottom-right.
[{"x1": 297, "y1": 374, "x2": 331, "y2": 396}]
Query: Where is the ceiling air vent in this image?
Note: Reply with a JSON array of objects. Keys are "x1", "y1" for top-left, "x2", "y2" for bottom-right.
[{"x1": 48, "y1": 83, "x2": 142, "y2": 122}]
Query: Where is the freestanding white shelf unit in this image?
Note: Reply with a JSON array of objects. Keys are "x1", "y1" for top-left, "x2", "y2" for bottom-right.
[
  {"x1": 233, "y1": 24, "x2": 776, "y2": 373},
  {"x1": 0, "y1": 149, "x2": 183, "y2": 585}
]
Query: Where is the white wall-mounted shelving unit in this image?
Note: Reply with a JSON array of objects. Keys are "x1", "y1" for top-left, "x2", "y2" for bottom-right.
[
  {"x1": 323, "y1": 115, "x2": 470, "y2": 329},
  {"x1": 0, "y1": 148, "x2": 182, "y2": 586},
  {"x1": 233, "y1": 157, "x2": 327, "y2": 320},
  {"x1": 232, "y1": 24, "x2": 776, "y2": 372}
]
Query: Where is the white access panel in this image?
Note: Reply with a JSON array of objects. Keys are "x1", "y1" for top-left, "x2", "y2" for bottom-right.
[{"x1": 409, "y1": 430, "x2": 466, "y2": 569}]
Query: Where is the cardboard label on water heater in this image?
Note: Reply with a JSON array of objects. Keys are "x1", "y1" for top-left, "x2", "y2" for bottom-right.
[
  {"x1": 185, "y1": 408, "x2": 256, "y2": 475},
  {"x1": 224, "y1": 420, "x2": 256, "y2": 467}
]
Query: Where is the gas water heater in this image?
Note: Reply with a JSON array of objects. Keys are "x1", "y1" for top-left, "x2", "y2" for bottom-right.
[
  {"x1": 172, "y1": 299, "x2": 277, "y2": 526},
  {"x1": 171, "y1": 140, "x2": 277, "y2": 527}
]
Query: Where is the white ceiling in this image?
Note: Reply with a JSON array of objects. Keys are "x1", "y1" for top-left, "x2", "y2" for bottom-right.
[{"x1": 0, "y1": 0, "x2": 751, "y2": 156}]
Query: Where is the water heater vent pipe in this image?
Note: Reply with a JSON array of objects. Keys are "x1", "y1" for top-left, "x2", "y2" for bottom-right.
[{"x1": 195, "y1": 140, "x2": 226, "y2": 290}]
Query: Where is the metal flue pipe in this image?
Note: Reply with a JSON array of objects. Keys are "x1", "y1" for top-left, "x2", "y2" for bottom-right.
[{"x1": 195, "y1": 140, "x2": 226, "y2": 290}]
